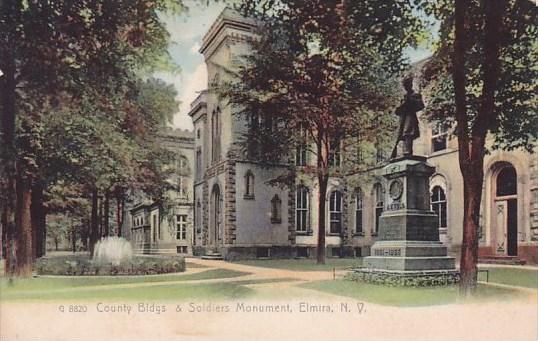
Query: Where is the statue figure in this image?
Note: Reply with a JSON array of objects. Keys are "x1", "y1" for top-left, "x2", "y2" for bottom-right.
[{"x1": 390, "y1": 76, "x2": 425, "y2": 158}]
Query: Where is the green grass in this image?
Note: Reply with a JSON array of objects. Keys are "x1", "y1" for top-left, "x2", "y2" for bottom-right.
[
  {"x1": 0, "y1": 278, "x2": 299, "y2": 302},
  {"x1": 236, "y1": 258, "x2": 362, "y2": 271},
  {"x1": 479, "y1": 267, "x2": 538, "y2": 289},
  {"x1": 0, "y1": 269, "x2": 249, "y2": 294},
  {"x1": 300, "y1": 280, "x2": 527, "y2": 307},
  {"x1": 1, "y1": 282, "x2": 254, "y2": 301}
]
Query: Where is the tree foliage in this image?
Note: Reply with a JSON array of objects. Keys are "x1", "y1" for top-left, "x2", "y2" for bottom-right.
[{"x1": 224, "y1": 0, "x2": 426, "y2": 263}]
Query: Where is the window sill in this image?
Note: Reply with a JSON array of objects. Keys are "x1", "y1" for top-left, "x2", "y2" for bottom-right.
[
  {"x1": 327, "y1": 233, "x2": 342, "y2": 237},
  {"x1": 243, "y1": 194, "x2": 255, "y2": 200},
  {"x1": 353, "y1": 232, "x2": 365, "y2": 237},
  {"x1": 296, "y1": 230, "x2": 313, "y2": 236},
  {"x1": 371, "y1": 232, "x2": 378, "y2": 237}
]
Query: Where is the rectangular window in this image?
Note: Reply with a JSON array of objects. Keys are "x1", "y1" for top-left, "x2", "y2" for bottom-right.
[
  {"x1": 328, "y1": 138, "x2": 341, "y2": 167},
  {"x1": 176, "y1": 215, "x2": 187, "y2": 240},
  {"x1": 432, "y1": 123, "x2": 448, "y2": 152},
  {"x1": 296, "y1": 188, "x2": 309, "y2": 232},
  {"x1": 329, "y1": 191, "x2": 342, "y2": 234},
  {"x1": 296, "y1": 144, "x2": 307, "y2": 166},
  {"x1": 176, "y1": 246, "x2": 188, "y2": 254},
  {"x1": 374, "y1": 185, "x2": 384, "y2": 235},
  {"x1": 355, "y1": 194, "x2": 363, "y2": 234}
]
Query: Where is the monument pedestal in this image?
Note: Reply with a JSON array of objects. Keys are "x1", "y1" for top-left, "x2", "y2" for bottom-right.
[{"x1": 355, "y1": 156, "x2": 459, "y2": 286}]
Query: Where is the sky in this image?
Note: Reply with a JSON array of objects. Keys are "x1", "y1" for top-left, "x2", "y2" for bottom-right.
[{"x1": 158, "y1": 2, "x2": 434, "y2": 132}]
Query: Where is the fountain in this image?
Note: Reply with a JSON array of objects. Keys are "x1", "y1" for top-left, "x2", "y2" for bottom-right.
[{"x1": 92, "y1": 237, "x2": 133, "y2": 266}]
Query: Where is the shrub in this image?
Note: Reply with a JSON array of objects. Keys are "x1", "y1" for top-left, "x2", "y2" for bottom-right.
[{"x1": 34, "y1": 255, "x2": 186, "y2": 276}]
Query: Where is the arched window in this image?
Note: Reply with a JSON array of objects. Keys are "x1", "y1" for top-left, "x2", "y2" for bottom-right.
[
  {"x1": 244, "y1": 170, "x2": 255, "y2": 199},
  {"x1": 296, "y1": 187, "x2": 309, "y2": 232},
  {"x1": 329, "y1": 191, "x2": 343, "y2": 234},
  {"x1": 373, "y1": 183, "x2": 384, "y2": 235},
  {"x1": 431, "y1": 186, "x2": 447, "y2": 229},
  {"x1": 496, "y1": 166, "x2": 517, "y2": 197},
  {"x1": 211, "y1": 108, "x2": 221, "y2": 163},
  {"x1": 355, "y1": 188, "x2": 363, "y2": 234},
  {"x1": 271, "y1": 195, "x2": 282, "y2": 224}
]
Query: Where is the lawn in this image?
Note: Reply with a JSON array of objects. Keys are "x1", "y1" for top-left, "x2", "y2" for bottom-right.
[
  {"x1": 478, "y1": 267, "x2": 538, "y2": 289},
  {"x1": 300, "y1": 279, "x2": 527, "y2": 307},
  {"x1": 0, "y1": 269, "x2": 249, "y2": 296},
  {"x1": 0, "y1": 277, "x2": 301, "y2": 302},
  {"x1": 236, "y1": 258, "x2": 362, "y2": 271}
]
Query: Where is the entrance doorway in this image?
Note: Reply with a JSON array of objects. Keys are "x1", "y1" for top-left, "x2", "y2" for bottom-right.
[{"x1": 493, "y1": 165, "x2": 518, "y2": 256}]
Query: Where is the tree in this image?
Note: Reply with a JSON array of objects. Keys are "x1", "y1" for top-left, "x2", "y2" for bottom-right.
[
  {"x1": 0, "y1": 0, "x2": 184, "y2": 276},
  {"x1": 420, "y1": 0, "x2": 537, "y2": 295},
  {"x1": 226, "y1": 0, "x2": 424, "y2": 264}
]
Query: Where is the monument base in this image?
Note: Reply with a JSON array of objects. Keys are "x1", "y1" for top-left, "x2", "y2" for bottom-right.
[
  {"x1": 365, "y1": 241, "x2": 456, "y2": 271},
  {"x1": 349, "y1": 268, "x2": 460, "y2": 286},
  {"x1": 349, "y1": 155, "x2": 459, "y2": 286}
]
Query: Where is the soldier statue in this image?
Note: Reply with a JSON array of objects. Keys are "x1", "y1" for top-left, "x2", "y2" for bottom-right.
[{"x1": 390, "y1": 76, "x2": 425, "y2": 158}]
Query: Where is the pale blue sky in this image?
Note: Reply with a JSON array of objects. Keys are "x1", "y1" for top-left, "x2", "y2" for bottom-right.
[{"x1": 159, "y1": 2, "x2": 434, "y2": 131}]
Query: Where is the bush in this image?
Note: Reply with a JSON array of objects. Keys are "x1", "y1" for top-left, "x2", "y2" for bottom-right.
[{"x1": 34, "y1": 255, "x2": 186, "y2": 276}]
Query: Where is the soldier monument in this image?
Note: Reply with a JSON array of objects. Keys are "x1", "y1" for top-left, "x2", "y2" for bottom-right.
[{"x1": 357, "y1": 76, "x2": 459, "y2": 286}]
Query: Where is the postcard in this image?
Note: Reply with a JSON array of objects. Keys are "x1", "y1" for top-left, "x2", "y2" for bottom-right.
[{"x1": 1, "y1": 1, "x2": 537, "y2": 340}]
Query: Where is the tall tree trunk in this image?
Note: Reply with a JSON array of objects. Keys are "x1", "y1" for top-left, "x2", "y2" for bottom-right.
[
  {"x1": 103, "y1": 191, "x2": 110, "y2": 237},
  {"x1": 459, "y1": 159, "x2": 484, "y2": 295},
  {"x1": 89, "y1": 189, "x2": 99, "y2": 256},
  {"x1": 317, "y1": 174, "x2": 328, "y2": 264},
  {"x1": 455, "y1": 0, "x2": 505, "y2": 296},
  {"x1": 99, "y1": 193, "x2": 104, "y2": 237},
  {"x1": 14, "y1": 175, "x2": 33, "y2": 277},
  {"x1": 31, "y1": 180, "x2": 46, "y2": 258},
  {"x1": 316, "y1": 132, "x2": 330, "y2": 264}
]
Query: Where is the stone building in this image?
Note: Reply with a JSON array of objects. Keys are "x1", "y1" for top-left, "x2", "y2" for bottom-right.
[
  {"x1": 124, "y1": 128, "x2": 195, "y2": 255},
  {"x1": 189, "y1": 8, "x2": 538, "y2": 263}
]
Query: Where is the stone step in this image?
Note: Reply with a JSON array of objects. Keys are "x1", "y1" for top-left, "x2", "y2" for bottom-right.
[{"x1": 201, "y1": 253, "x2": 224, "y2": 260}]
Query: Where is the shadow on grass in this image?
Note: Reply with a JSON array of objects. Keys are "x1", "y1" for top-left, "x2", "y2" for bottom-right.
[
  {"x1": 300, "y1": 279, "x2": 528, "y2": 307},
  {"x1": 0, "y1": 278, "x2": 302, "y2": 302}
]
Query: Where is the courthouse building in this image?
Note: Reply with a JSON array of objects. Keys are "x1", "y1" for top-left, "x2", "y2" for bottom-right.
[
  {"x1": 188, "y1": 8, "x2": 538, "y2": 263},
  {"x1": 123, "y1": 128, "x2": 195, "y2": 255}
]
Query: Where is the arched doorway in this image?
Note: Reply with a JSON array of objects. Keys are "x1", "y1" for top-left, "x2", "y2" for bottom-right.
[
  {"x1": 209, "y1": 184, "x2": 222, "y2": 247},
  {"x1": 492, "y1": 163, "x2": 518, "y2": 256}
]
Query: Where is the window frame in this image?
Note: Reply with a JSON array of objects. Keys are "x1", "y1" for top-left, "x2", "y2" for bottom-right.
[
  {"x1": 244, "y1": 170, "x2": 255, "y2": 200},
  {"x1": 431, "y1": 122, "x2": 449, "y2": 153},
  {"x1": 431, "y1": 186, "x2": 448, "y2": 231},
  {"x1": 373, "y1": 184, "x2": 384, "y2": 236},
  {"x1": 328, "y1": 190, "x2": 343, "y2": 235},
  {"x1": 270, "y1": 194, "x2": 282, "y2": 224},
  {"x1": 295, "y1": 187, "x2": 310, "y2": 233},
  {"x1": 355, "y1": 189, "x2": 364, "y2": 235},
  {"x1": 176, "y1": 214, "x2": 188, "y2": 240}
]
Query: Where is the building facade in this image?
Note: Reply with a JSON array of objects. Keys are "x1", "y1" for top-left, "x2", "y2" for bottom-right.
[
  {"x1": 124, "y1": 128, "x2": 195, "y2": 255},
  {"x1": 189, "y1": 8, "x2": 538, "y2": 263}
]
